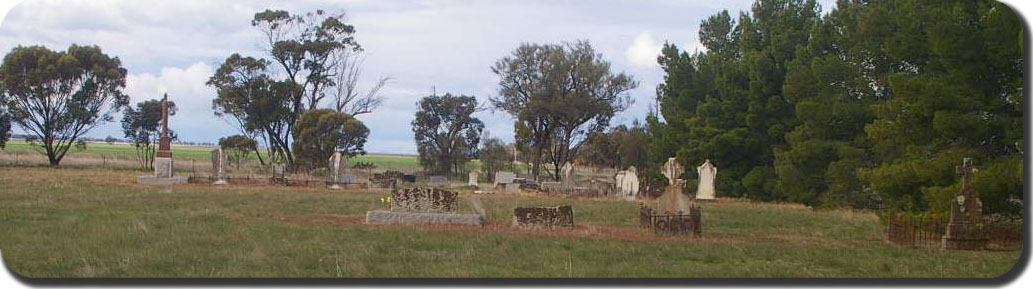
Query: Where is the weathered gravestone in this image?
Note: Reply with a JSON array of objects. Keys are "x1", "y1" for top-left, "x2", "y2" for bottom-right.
[
  {"x1": 428, "y1": 175, "x2": 448, "y2": 187},
  {"x1": 696, "y1": 159, "x2": 716, "y2": 200},
  {"x1": 138, "y1": 94, "x2": 187, "y2": 185},
  {"x1": 328, "y1": 152, "x2": 348, "y2": 189},
  {"x1": 494, "y1": 171, "x2": 518, "y2": 192},
  {"x1": 365, "y1": 187, "x2": 484, "y2": 226},
  {"x1": 468, "y1": 171, "x2": 479, "y2": 187},
  {"x1": 658, "y1": 157, "x2": 692, "y2": 214},
  {"x1": 271, "y1": 163, "x2": 287, "y2": 185},
  {"x1": 942, "y1": 158, "x2": 987, "y2": 250},
  {"x1": 370, "y1": 171, "x2": 400, "y2": 188},
  {"x1": 514, "y1": 205, "x2": 574, "y2": 229},
  {"x1": 211, "y1": 148, "x2": 228, "y2": 185},
  {"x1": 561, "y1": 162, "x2": 575, "y2": 184},
  {"x1": 614, "y1": 166, "x2": 639, "y2": 200}
]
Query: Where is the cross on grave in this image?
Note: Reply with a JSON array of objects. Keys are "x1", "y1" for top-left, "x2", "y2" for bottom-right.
[{"x1": 942, "y1": 157, "x2": 987, "y2": 250}]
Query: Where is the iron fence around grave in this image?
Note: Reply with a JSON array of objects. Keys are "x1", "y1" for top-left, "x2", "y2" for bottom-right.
[
  {"x1": 885, "y1": 215, "x2": 1022, "y2": 251},
  {"x1": 638, "y1": 204, "x2": 702, "y2": 236}
]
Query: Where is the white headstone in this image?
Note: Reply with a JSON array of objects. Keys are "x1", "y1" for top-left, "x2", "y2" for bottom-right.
[
  {"x1": 614, "y1": 166, "x2": 639, "y2": 199},
  {"x1": 211, "y1": 148, "x2": 227, "y2": 185},
  {"x1": 662, "y1": 157, "x2": 683, "y2": 185},
  {"x1": 561, "y1": 162, "x2": 575, "y2": 184},
  {"x1": 696, "y1": 159, "x2": 717, "y2": 200},
  {"x1": 468, "y1": 171, "x2": 479, "y2": 187}
]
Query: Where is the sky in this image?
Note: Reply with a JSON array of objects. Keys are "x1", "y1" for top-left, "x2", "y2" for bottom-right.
[{"x1": 0, "y1": 0, "x2": 843, "y2": 154}]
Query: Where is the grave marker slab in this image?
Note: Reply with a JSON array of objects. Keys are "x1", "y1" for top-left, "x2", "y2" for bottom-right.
[{"x1": 514, "y1": 205, "x2": 574, "y2": 229}]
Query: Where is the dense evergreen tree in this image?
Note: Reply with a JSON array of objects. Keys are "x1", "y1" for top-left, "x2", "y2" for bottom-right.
[{"x1": 653, "y1": 0, "x2": 1022, "y2": 218}]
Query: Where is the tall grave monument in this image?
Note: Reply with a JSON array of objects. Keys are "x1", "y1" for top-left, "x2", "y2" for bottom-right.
[
  {"x1": 138, "y1": 94, "x2": 187, "y2": 185},
  {"x1": 942, "y1": 158, "x2": 988, "y2": 250},
  {"x1": 658, "y1": 157, "x2": 692, "y2": 214}
]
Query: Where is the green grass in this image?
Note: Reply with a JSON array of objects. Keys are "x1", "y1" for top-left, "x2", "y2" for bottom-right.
[
  {"x1": 2, "y1": 140, "x2": 421, "y2": 170},
  {"x1": 0, "y1": 166, "x2": 1021, "y2": 278}
]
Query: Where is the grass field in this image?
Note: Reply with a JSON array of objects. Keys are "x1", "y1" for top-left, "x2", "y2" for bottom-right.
[
  {"x1": 0, "y1": 166, "x2": 1021, "y2": 278},
  {"x1": 1, "y1": 140, "x2": 421, "y2": 170}
]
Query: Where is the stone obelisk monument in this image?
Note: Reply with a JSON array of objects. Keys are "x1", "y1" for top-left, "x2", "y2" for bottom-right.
[
  {"x1": 138, "y1": 93, "x2": 187, "y2": 185},
  {"x1": 154, "y1": 94, "x2": 174, "y2": 178}
]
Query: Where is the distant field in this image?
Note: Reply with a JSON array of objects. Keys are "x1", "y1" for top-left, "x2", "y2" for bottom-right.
[
  {"x1": 0, "y1": 166, "x2": 1020, "y2": 278},
  {"x1": 1, "y1": 140, "x2": 421, "y2": 170}
]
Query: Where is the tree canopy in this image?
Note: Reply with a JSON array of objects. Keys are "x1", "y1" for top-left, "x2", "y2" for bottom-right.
[
  {"x1": 412, "y1": 93, "x2": 484, "y2": 175},
  {"x1": 121, "y1": 97, "x2": 177, "y2": 169},
  {"x1": 491, "y1": 40, "x2": 638, "y2": 180},
  {"x1": 210, "y1": 9, "x2": 378, "y2": 169},
  {"x1": 0, "y1": 44, "x2": 129, "y2": 166},
  {"x1": 652, "y1": 0, "x2": 1022, "y2": 218},
  {"x1": 292, "y1": 109, "x2": 369, "y2": 170}
]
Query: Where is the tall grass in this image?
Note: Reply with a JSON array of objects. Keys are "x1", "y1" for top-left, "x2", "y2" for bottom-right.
[{"x1": 0, "y1": 167, "x2": 1021, "y2": 278}]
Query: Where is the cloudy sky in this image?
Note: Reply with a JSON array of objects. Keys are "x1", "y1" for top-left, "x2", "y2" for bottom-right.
[{"x1": 0, "y1": 0, "x2": 844, "y2": 154}]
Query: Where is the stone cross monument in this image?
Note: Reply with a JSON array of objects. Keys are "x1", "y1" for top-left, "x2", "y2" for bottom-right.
[
  {"x1": 154, "y1": 93, "x2": 174, "y2": 178},
  {"x1": 658, "y1": 157, "x2": 692, "y2": 214},
  {"x1": 942, "y1": 158, "x2": 987, "y2": 250}
]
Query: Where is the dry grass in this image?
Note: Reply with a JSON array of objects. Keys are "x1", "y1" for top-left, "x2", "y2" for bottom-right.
[{"x1": 0, "y1": 166, "x2": 1022, "y2": 278}]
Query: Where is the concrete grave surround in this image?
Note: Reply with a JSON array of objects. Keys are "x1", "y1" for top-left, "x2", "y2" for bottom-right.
[
  {"x1": 365, "y1": 187, "x2": 483, "y2": 226},
  {"x1": 494, "y1": 171, "x2": 516, "y2": 187},
  {"x1": 614, "y1": 166, "x2": 639, "y2": 200},
  {"x1": 514, "y1": 205, "x2": 574, "y2": 229},
  {"x1": 429, "y1": 175, "x2": 448, "y2": 187},
  {"x1": 696, "y1": 160, "x2": 716, "y2": 200}
]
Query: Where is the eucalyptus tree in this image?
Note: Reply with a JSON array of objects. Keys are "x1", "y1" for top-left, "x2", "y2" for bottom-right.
[
  {"x1": 0, "y1": 44, "x2": 129, "y2": 166},
  {"x1": 491, "y1": 40, "x2": 637, "y2": 181}
]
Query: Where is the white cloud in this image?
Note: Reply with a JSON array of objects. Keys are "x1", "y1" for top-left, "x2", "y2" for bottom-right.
[
  {"x1": 625, "y1": 31, "x2": 663, "y2": 68},
  {"x1": 123, "y1": 62, "x2": 237, "y2": 143},
  {"x1": 3, "y1": 0, "x2": 780, "y2": 153}
]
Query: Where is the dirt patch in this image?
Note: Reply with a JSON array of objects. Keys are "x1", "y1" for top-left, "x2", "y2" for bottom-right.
[{"x1": 290, "y1": 213, "x2": 736, "y2": 244}]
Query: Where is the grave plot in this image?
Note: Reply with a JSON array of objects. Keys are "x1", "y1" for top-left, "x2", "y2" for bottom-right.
[
  {"x1": 513, "y1": 205, "x2": 574, "y2": 229},
  {"x1": 365, "y1": 187, "x2": 484, "y2": 226},
  {"x1": 638, "y1": 157, "x2": 704, "y2": 236}
]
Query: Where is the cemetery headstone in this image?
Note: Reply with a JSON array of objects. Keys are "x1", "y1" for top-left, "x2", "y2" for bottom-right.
[
  {"x1": 211, "y1": 148, "x2": 227, "y2": 185},
  {"x1": 658, "y1": 158, "x2": 692, "y2": 214},
  {"x1": 696, "y1": 160, "x2": 716, "y2": 200},
  {"x1": 561, "y1": 162, "x2": 575, "y2": 184},
  {"x1": 514, "y1": 205, "x2": 574, "y2": 229},
  {"x1": 365, "y1": 187, "x2": 484, "y2": 226},
  {"x1": 468, "y1": 171, "x2": 479, "y2": 187},
  {"x1": 271, "y1": 163, "x2": 286, "y2": 185},
  {"x1": 614, "y1": 166, "x2": 639, "y2": 200},
  {"x1": 137, "y1": 94, "x2": 187, "y2": 185},
  {"x1": 328, "y1": 152, "x2": 348, "y2": 189},
  {"x1": 942, "y1": 158, "x2": 988, "y2": 250}
]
